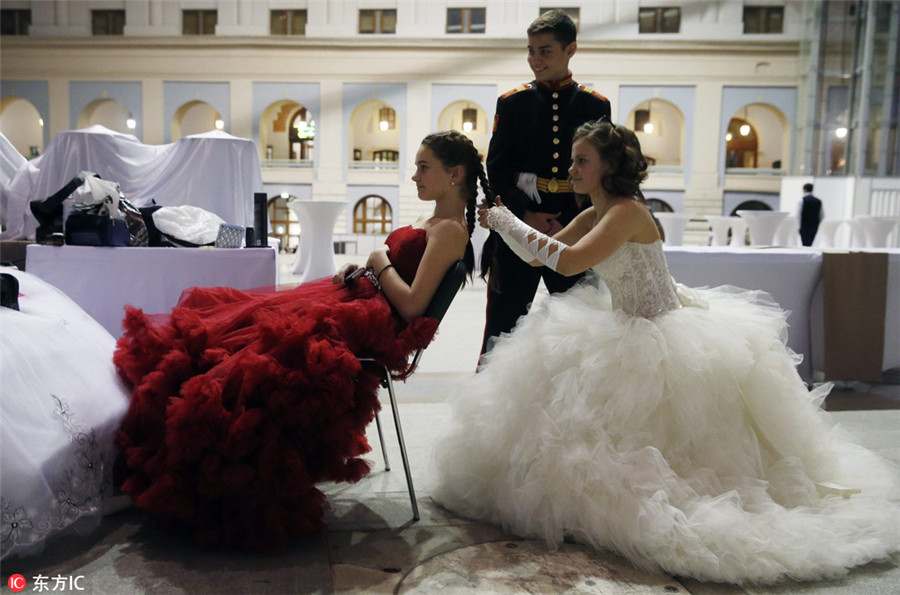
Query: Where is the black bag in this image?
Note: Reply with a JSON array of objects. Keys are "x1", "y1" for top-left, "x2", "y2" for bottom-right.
[
  {"x1": 30, "y1": 172, "x2": 91, "y2": 244},
  {"x1": 64, "y1": 204, "x2": 130, "y2": 247}
]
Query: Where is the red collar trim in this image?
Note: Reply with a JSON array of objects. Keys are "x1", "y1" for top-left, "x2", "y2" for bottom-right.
[{"x1": 535, "y1": 72, "x2": 575, "y2": 91}]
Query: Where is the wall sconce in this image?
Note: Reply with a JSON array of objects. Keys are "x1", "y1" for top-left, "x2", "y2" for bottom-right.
[
  {"x1": 378, "y1": 106, "x2": 392, "y2": 131},
  {"x1": 835, "y1": 127, "x2": 848, "y2": 139},
  {"x1": 126, "y1": 116, "x2": 136, "y2": 130},
  {"x1": 739, "y1": 106, "x2": 750, "y2": 136},
  {"x1": 725, "y1": 132, "x2": 733, "y2": 142},
  {"x1": 462, "y1": 107, "x2": 477, "y2": 133},
  {"x1": 634, "y1": 108, "x2": 652, "y2": 134},
  {"x1": 215, "y1": 119, "x2": 224, "y2": 130}
]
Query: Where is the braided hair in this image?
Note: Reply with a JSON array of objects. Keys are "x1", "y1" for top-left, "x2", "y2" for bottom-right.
[
  {"x1": 572, "y1": 121, "x2": 648, "y2": 201},
  {"x1": 420, "y1": 130, "x2": 495, "y2": 280}
]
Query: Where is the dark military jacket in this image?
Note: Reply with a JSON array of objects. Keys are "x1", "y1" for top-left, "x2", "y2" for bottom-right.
[{"x1": 486, "y1": 73, "x2": 611, "y2": 224}]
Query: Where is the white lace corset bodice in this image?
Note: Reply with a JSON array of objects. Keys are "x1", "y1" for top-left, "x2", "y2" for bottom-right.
[{"x1": 592, "y1": 240, "x2": 680, "y2": 318}]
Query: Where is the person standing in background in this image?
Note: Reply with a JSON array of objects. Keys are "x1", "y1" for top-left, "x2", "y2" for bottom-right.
[
  {"x1": 479, "y1": 9, "x2": 611, "y2": 357},
  {"x1": 797, "y1": 182, "x2": 824, "y2": 246}
]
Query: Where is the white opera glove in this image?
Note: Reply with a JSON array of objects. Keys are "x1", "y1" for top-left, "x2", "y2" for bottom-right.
[
  {"x1": 486, "y1": 206, "x2": 566, "y2": 271},
  {"x1": 516, "y1": 172, "x2": 541, "y2": 204}
]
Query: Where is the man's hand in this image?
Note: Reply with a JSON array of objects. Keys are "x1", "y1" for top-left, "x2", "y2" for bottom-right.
[{"x1": 524, "y1": 210, "x2": 562, "y2": 235}]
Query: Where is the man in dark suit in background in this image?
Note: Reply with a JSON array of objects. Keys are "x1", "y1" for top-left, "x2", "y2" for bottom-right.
[
  {"x1": 480, "y1": 10, "x2": 611, "y2": 357},
  {"x1": 797, "y1": 182, "x2": 823, "y2": 246}
]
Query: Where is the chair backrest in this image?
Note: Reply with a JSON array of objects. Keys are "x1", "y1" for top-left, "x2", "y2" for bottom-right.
[
  {"x1": 423, "y1": 259, "x2": 467, "y2": 322},
  {"x1": 397, "y1": 259, "x2": 466, "y2": 378}
]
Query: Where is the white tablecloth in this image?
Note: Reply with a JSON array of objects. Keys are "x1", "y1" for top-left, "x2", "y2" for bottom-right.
[
  {"x1": 664, "y1": 246, "x2": 899, "y2": 382},
  {"x1": 288, "y1": 200, "x2": 346, "y2": 283},
  {"x1": 665, "y1": 246, "x2": 823, "y2": 381},
  {"x1": 3, "y1": 125, "x2": 264, "y2": 241},
  {"x1": 26, "y1": 245, "x2": 277, "y2": 338}
]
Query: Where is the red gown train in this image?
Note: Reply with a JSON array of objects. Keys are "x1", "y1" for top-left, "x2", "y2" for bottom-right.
[{"x1": 114, "y1": 226, "x2": 436, "y2": 549}]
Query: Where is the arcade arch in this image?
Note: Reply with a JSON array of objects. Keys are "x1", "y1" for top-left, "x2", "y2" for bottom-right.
[{"x1": 0, "y1": 97, "x2": 44, "y2": 157}]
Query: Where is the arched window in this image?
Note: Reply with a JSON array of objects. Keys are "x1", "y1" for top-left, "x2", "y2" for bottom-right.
[
  {"x1": 0, "y1": 96, "x2": 44, "y2": 157},
  {"x1": 353, "y1": 195, "x2": 393, "y2": 234},
  {"x1": 288, "y1": 108, "x2": 315, "y2": 161},
  {"x1": 76, "y1": 97, "x2": 134, "y2": 134},
  {"x1": 267, "y1": 194, "x2": 300, "y2": 252},
  {"x1": 725, "y1": 118, "x2": 758, "y2": 168},
  {"x1": 172, "y1": 100, "x2": 223, "y2": 140},
  {"x1": 348, "y1": 100, "x2": 400, "y2": 168},
  {"x1": 626, "y1": 99, "x2": 685, "y2": 168}
]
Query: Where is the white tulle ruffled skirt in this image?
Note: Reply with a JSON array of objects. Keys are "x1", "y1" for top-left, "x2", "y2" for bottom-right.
[{"x1": 431, "y1": 282, "x2": 900, "y2": 585}]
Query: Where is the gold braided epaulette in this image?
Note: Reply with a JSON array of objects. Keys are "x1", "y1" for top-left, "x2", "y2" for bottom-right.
[
  {"x1": 501, "y1": 83, "x2": 533, "y2": 99},
  {"x1": 578, "y1": 85, "x2": 608, "y2": 102}
]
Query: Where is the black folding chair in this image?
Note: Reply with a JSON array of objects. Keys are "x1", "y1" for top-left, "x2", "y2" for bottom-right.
[{"x1": 359, "y1": 259, "x2": 467, "y2": 521}]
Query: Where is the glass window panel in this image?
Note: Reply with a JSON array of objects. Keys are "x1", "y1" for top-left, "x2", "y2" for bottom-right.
[
  {"x1": 446, "y1": 8, "x2": 463, "y2": 33},
  {"x1": 638, "y1": 8, "x2": 657, "y2": 33},
  {"x1": 381, "y1": 9, "x2": 396, "y2": 33},
  {"x1": 271, "y1": 10, "x2": 288, "y2": 35},
  {"x1": 183, "y1": 11, "x2": 199, "y2": 35},
  {"x1": 743, "y1": 7, "x2": 763, "y2": 33},
  {"x1": 768, "y1": 9, "x2": 783, "y2": 33},
  {"x1": 359, "y1": 10, "x2": 375, "y2": 33},
  {"x1": 661, "y1": 8, "x2": 680, "y2": 33},
  {"x1": 291, "y1": 10, "x2": 307, "y2": 35},
  {"x1": 469, "y1": 8, "x2": 485, "y2": 33},
  {"x1": 203, "y1": 11, "x2": 217, "y2": 34}
]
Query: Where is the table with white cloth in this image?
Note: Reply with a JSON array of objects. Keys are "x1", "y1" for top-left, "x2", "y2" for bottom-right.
[
  {"x1": 2, "y1": 125, "x2": 264, "y2": 242},
  {"x1": 26, "y1": 245, "x2": 277, "y2": 338},
  {"x1": 288, "y1": 200, "x2": 346, "y2": 283},
  {"x1": 664, "y1": 246, "x2": 899, "y2": 384},
  {"x1": 664, "y1": 246, "x2": 822, "y2": 382}
]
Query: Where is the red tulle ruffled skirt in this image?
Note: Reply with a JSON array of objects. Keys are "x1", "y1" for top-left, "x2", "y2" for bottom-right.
[{"x1": 114, "y1": 277, "x2": 437, "y2": 549}]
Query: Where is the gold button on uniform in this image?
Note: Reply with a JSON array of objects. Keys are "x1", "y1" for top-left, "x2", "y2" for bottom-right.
[
  {"x1": 552, "y1": 104, "x2": 558, "y2": 111},
  {"x1": 553, "y1": 152, "x2": 559, "y2": 159},
  {"x1": 553, "y1": 115, "x2": 559, "y2": 121},
  {"x1": 552, "y1": 92, "x2": 559, "y2": 99},
  {"x1": 551, "y1": 166, "x2": 559, "y2": 173},
  {"x1": 553, "y1": 138, "x2": 560, "y2": 145},
  {"x1": 553, "y1": 125, "x2": 559, "y2": 132}
]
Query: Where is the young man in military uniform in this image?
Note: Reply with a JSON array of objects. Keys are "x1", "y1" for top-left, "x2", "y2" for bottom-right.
[{"x1": 480, "y1": 10, "x2": 611, "y2": 355}]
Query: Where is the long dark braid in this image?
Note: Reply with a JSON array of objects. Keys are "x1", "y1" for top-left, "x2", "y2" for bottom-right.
[{"x1": 421, "y1": 131, "x2": 495, "y2": 282}]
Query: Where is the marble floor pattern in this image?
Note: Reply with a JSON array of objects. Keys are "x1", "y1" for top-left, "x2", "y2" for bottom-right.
[{"x1": 4, "y1": 253, "x2": 899, "y2": 594}]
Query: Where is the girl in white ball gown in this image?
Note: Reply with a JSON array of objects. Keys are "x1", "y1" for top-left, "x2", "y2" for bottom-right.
[{"x1": 432, "y1": 120, "x2": 900, "y2": 585}]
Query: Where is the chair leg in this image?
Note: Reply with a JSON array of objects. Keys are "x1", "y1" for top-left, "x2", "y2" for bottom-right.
[
  {"x1": 382, "y1": 369, "x2": 420, "y2": 521},
  {"x1": 374, "y1": 411, "x2": 391, "y2": 471}
]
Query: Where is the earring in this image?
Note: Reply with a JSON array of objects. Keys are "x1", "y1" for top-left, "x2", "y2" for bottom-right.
[{"x1": 451, "y1": 181, "x2": 456, "y2": 186}]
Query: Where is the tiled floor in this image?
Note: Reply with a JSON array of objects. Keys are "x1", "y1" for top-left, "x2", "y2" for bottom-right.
[{"x1": 5, "y1": 253, "x2": 899, "y2": 594}]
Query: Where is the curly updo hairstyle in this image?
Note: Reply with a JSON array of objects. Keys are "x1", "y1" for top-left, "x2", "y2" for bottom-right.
[
  {"x1": 572, "y1": 121, "x2": 648, "y2": 201},
  {"x1": 420, "y1": 130, "x2": 495, "y2": 280}
]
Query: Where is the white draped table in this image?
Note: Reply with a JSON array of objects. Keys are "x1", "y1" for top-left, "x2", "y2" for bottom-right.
[
  {"x1": 664, "y1": 246, "x2": 821, "y2": 381},
  {"x1": 26, "y1": 244, "x2": 277, "y2": 338},
  {"x1": 736, "y1": 211, "x2": 790, "y2": 246},
  {"x1": 288, "y1": 200, "x2": 346, "y2": 283},
  {"x1": 654, "y1": 213, "x2": 693, "y2": 246},
  {"x1": 856, "y1": 216, "x2": 900, "y2": 248},
  {"x1": 664, "y1": 246, "x2": 899, "y2": 383},
  {"x1": 704, "y1": 216, "x2": 732, "y2": 246}
]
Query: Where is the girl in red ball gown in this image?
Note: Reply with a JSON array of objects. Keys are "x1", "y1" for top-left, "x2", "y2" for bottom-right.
[{"x1": 114, "y1": 131, "x2": 492, "y2": 549}]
